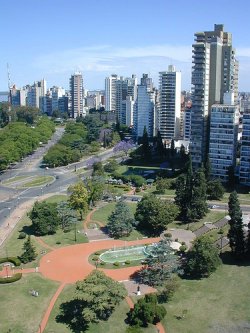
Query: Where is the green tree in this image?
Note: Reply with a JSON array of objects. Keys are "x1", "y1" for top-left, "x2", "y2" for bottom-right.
[
  {"x1": 157, "y1": 276, "x2": 180, "y2": 303},
  {"x1": 92, "y1": 161, "x2": 104, "y2": 176},
  {"x1": 85, "y1": 176, "x2": 105, "y2": 206},
  {"x1": 204, "y1": 155, "x2": 211, "y2": 181},
  {"x1": 155, "y1": 131, "x2": 165, "y2": 158},
  {"x1": 137, "y1": 239, "x2": 181, "y2": 286},
  {"x1": 189, "y1": 168, "x2": 207, "y2": 221},
  {"x1": 76, "y1": 270, "x2": 127, "y2": 323},
  {"x1": 227, "y1": 191, "x2": 245, "y2": 257},
  {"x1": 207, "y1": 179, "x2": 225, "y2": 200},
  {"x1": 140, "y1": 126, "x2": 151, "y2": 160},
  {"x1": 104, "y1": 159, "x2": 119, "y2": 173},
  {"x1": 135, "y1": 195, "x2": 179, "y2": 236},
  {"x1": 107, "y1": 201, "x2": 134, "y2": 238},
  {"x1": 170, "y1": 139, "x2": 175, "y2": 157},
  {"x1": 20, "y1": 235, "x2": 37, "y2": 263},
  {"x1": 184, "y1": 236, "x2": 221, "y2": 278},
  {"x1": 68, "y1": 182, "x2": 88, "y2": 219},
  {"x1": 128, "y1": 293, "x2": 166, "y2": 327},
  {"x1": 29, "y1": 201, "x2": 60, "y2": 236},
  {"x1": 57, "y1": 201, "x2": 78, "y2": 231},
  {"x1": 155, "y1": 177, "x2": 172, "y2": 194}
]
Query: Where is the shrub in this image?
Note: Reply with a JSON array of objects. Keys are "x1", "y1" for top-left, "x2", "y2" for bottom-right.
[
  {"x1": 56, "y1": 241, "x2": 61, "y2": 244},
  {"x1": 0, "y1": 273, "x2": 22, "y2": 284},
  {"x1": 18, "y1": 232, "x2": 26, "y2": 239},
  {"x1": 95, "y1": 251, "x2": 101, "y2": 255},
  {"x1": 0, "y1": 257, "x2": 21, "y2": 266},
  {"x1": 125, "y1": 260, "x2": 131, "y2": 265},
  {"x1": 100, "y1": 262, "x2": 105, "y2": 266},
  {"x1": 181, "y1": 241, "x2": 186, "y2": 245},
  {"x1": 175, "y1": 238, "x2": 179, "y2": 242},
  {"x1": 92, "y1": 256, "x2": 99, "y2": 261},
  {"x1": 113, "y1": 261, "x2": 120, "y2": 267},
  {"x1": 179, "y1": 245, "x2": 187, "y2": 252},
  {"x1": 135, "y1": 187, "x2": 141, "y2": 193},
  {"x1": 164, "y1": 233, "x2": 172, "y2": 238}
]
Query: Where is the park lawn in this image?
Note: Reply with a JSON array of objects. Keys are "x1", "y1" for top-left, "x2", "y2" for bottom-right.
[
  {"x1": 91, "y1": 202, "x2": 137, "y2": 226},
  {"x1": 40, "y1": 221, "x2": 88, "y2": 247},
  {"x1": 163, "y1": 263, "x2": 250, "y2": 333},
  {"x1": 0, "y1": 215, "x2": 45, "y2": 268},
  {"x1": 44, "y1": 194, "x2": 68, "y2": 203},
  {"x1": 167, "y1": 210, "x2": 226, "y2": 232},
  {"x1": 0, "y1": 274, "x2": 59, "y2": 333},
  {"x1": 44, "y1": 284, "x2": 157, "y2": 333}
]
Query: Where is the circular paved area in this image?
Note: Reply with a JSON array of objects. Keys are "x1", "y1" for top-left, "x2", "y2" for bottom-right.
[{"x1": 39, "y1": 237, "x2": 160, "y2": 283}]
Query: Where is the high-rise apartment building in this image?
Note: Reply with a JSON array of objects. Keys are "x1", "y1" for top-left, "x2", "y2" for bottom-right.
[
  {"x1": 105, "y1": 74, "x2": 118, "y2": 111},
  {"x1": 26, "y1": 79, "x2": 47, "y2": 109},
  {"x1": 51, "y1": 86, "x2": 65, "y2": 113},
  {"x1": 239, "y1": 111, "x2": 250, "y2": 186},
  {"x1": 158, "y1": 65, "x2": 181, "y2": 141},
  {"x1": 190, "y1": 24, "x2": 239, "y2": 168},
  {"x1": 133, "y1": 74, "x2": 156, "y2": 138},
  {"x1": 69, "y1": 72, "x2": 84, "y2": 118},
  {"x1": 209, "y1": 94, "x2": 239, "y2": 182}
]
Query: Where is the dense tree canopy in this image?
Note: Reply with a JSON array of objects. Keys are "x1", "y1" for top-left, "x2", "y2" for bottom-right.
[
  {"x1": 227, "y1": 191, "x2": 245, "y2": 257},
  {"x1": 68, "y1": 182, "x2": 88, "y2": 219},
  {"x1": 107, "y1": 201, "x2": 134, "y2": 238},
  {"x1": 184, "y1": 236, "x2": 221, "y2": 278},
  {"x1": 136, "y1": 239, "x2": 181, "y2": 286},
  {"x1": 29, "y1": 201, "x2": 60, "y2": 236},
  {"x1": 0, "y1": 117, "x2": 55, "y2": 171},
  {"x1": 207, "y1": 179, "x2": 225, "y2": 200},
  {"x1": 135, "y1": 195, "x2": 179, "y2": 235},
  {"x1": 127, "y1": 294, "x2": 166, "y2": 327}
]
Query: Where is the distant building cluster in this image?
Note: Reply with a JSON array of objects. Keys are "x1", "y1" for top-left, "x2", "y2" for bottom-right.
[{"x1": 3, "y1": 24, "x2": 250, "y2": 186}]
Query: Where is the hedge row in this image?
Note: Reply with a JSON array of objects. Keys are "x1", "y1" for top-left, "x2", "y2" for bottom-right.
[
  {"x1": 0, "y1": 257, "x2": 21, "y2": 266},
  {"x1": 0, "y1": 273, "x2": 22, "y2": 284}
]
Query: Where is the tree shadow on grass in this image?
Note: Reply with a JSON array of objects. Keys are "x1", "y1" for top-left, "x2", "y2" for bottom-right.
[
  {"x1": 56, "y1": 299, "x2": 88, "y2": 333},
  {"x1": 20, "y1": 224, "x2": 34, "y2": 236},
  {"x1": 220, "y1": 251, "x2": 250, "y2": 267}
]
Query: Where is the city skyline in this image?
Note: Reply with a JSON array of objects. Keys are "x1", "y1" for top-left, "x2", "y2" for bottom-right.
[{"x1": 1, "y1": 0, "x2": 250, "y2": 91}]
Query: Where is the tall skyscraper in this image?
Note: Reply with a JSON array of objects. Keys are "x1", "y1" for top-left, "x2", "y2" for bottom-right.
[
  {"x1": 27, "y1": 79, "x2": 47, "y2": 109},
  {"x1": 190, "y1": 24, "x2": 238, "y2": 168},
  {"x1": 133, "y1": 74, "x2": 156, "y2": 138},
  {"x1": 158, "y1": 65, "x2": 181, "y2": 141},
  {"x1": 105, "y1": 74, "x2": 118, "y2": 111},
  {"x1": 69, "y1": 72, "x2": 84, "y2": 118}
]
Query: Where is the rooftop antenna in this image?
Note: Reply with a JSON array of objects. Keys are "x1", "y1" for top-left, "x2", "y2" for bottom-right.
[{"x1": 7, "y1": 63, "x2": 12, "y2": 118}]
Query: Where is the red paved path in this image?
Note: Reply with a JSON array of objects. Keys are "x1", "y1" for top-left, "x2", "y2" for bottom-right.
[
  {"x1": 39, "y1": 237, "x2": 160, "y2": 283},
  {"x1": 37, "y1": 282, "x2": 66, "y2": 333}
]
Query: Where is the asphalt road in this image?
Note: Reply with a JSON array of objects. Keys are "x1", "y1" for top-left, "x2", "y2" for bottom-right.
[{"x1": 0, "y1": 128, "x2": 116, "y2": 228}]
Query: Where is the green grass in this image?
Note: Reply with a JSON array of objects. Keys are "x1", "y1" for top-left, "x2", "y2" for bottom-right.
[
  {"x1": 163, "y1": 263, "x2": 250, "y2": 333},
  {"x1": 189, "y1": 210, "x2": 226, "y2": 232},
  {"x1": 44, "y1": 284, "x2": 157, "y2": 333},
  {"x1": 44, "y1": 194, "x2": 68, "y2": 203},
  {"x1": 40, "y1": 221, "x2": 88, "y2": 247},
  {"x1": 20, "y1": 175, "x2": 54, "y2": 187},
  {"x1": 91, "y1": 202, "x2": 137, "y2": 226},
  {"x1": 2, "y1": 175, "x2": 28, "y2": 185},
  {"x1": 0, "y1": 195, "x2": 87, "y2": 265},
  {"x1": 0, "y1": 274, "x2": 59, "y2": 333}
]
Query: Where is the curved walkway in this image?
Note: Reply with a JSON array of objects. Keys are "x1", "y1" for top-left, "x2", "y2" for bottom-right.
[
  {"x1": 37, "y1": 282, "x2": 66, "y2": 333},
  {"x1": 35, "y1": 237, "x2": 55, "y2": 251}
]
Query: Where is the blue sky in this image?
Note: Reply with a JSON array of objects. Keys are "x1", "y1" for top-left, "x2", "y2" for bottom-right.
[{"x1": 1, "y1": 0, "x2": 250, "y2": 92}]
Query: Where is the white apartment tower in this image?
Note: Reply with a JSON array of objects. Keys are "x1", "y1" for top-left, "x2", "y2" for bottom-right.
[
  {"x1": 158, "y1": 65, "x2": 181, "y2": 141},
  {"x1": 133, "y1": 74, "x2": 155, "y2": 138},
  {"x1": 209, "y1": 96, "x2": 239, "y2": 182},
  {"x1": 190, "y1": 24, "x2": 239, "y2": 168},
  {"x1": 105, "y1": 74, "x2": 118, "y2": 111},
  {"x1": 69, "y1": 72, "x2": 84, "y2": 118}
]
